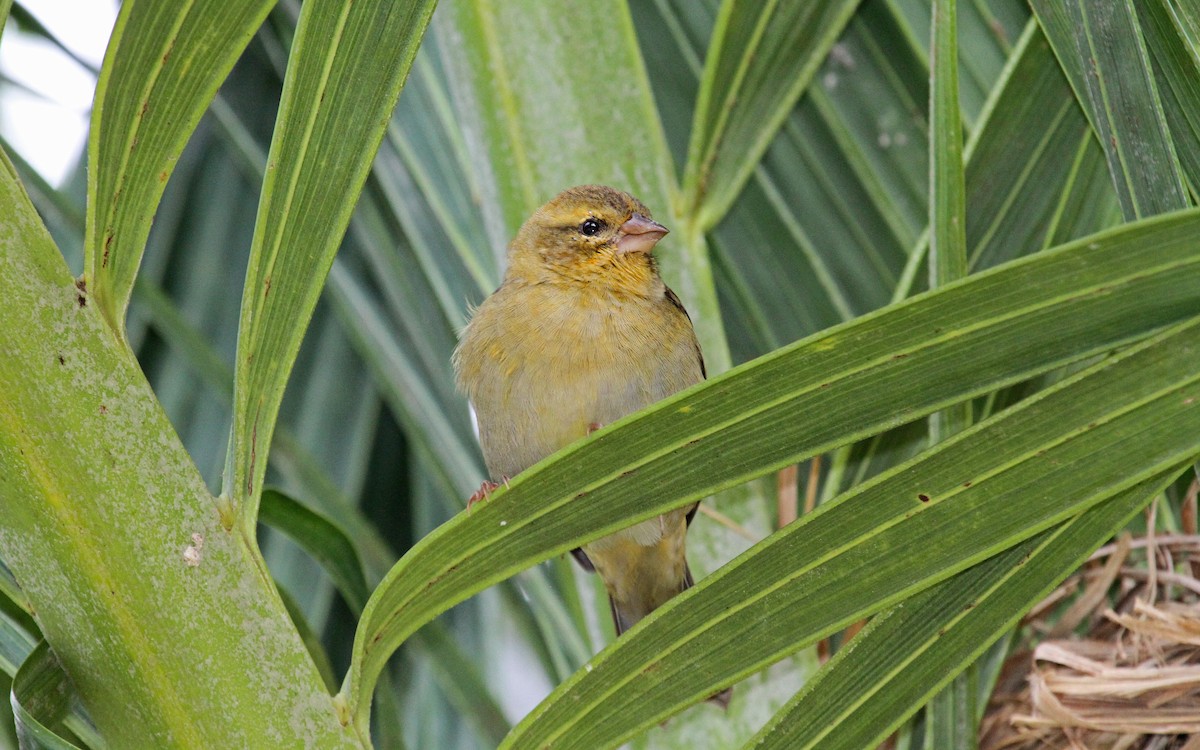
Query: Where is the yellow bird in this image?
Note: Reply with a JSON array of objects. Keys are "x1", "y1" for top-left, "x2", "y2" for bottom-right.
[{"x1": 453, "y1": 184, "x2": 706, "y2": 637}]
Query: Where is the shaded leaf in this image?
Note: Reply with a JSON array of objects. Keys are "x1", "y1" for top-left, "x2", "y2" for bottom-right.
[
  {"x1": 682, "y1": 0, "x2": 859, "y2": 230},
  {"x1": 1031, "y1": 0, "x2": 1190, "y2": 219},
  {"x1": 260, "y1": 487, "x2": 371, "y2": 611},
  {"x1": 1136, "y1": 0, "x2": 1200, "y2": 191},
  {"x1": 11, "y1": 642, "x2": 80, "y2": 750}
]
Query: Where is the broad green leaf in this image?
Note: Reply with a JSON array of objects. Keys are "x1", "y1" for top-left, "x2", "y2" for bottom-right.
[
  {"x1": 746, "y1": 471, "x2": 1170, "y2": 750},
  {"x1": 227, "y1": 0, "x2": 437, "y2": 530},
  {"x1": 503, "y1": 316, "x2": 1200, "y2": 750},
  {"x1": 681, "y1": 0, "x2": 859, "y2": 230},
  {"x1": 277, "y1": 584, "x2": 339, "y2": 693},
  {"x1": 342, "y1": 208, "x2": 1200, "y2": 730},
  {"x1": 11, "y1": 642, "x2": 81, "y2": 750},
  {"x1": 83, "y1": 0, "x2": 276, "y2": 333},
  {"x1": 1031, "y1": 0, "x2": 1190, "y2": 219},
  {"x1": 0, "y1": 144, "x2": 356, "y2": 747}
]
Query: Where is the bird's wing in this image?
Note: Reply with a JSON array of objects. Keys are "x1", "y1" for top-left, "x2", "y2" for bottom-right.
[{"x1": 665, "y1": 285, "x2": 706, "y2": 379}]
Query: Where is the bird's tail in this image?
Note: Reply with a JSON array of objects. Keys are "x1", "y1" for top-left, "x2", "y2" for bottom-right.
[
  {"x1": 607, "y1": 561, "x2": 693, "y2": 636},
  {"x1": 607, "y1": 562, "x2": 732, "y2": 709}
]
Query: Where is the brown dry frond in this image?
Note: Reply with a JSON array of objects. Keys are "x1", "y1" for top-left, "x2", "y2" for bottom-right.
[{"x1": 981, "y1": 512, "x2": 1200, "y2": 750}]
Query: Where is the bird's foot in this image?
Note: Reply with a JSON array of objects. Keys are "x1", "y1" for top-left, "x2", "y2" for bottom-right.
[
  {"x1": 587, "y1": 422, "x2": 604, "y2": 435},
  {"x1": 467, "y1": 476, "x2": 510, "y2": 511}
]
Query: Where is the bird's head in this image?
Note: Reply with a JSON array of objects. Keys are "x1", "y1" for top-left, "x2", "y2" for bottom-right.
[{"x1": 506, "y1": 185, "x2": 669, "y2": 291}]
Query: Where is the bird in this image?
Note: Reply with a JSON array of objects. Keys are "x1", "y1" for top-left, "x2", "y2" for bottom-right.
[{"x1": 452, "y1": 184, "x2": 708, "y2": 640}]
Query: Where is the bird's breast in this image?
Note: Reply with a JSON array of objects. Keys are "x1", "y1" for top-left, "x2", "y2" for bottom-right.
[{"x1": 457, "y1": 283, "x2": 701, "y2": 480}]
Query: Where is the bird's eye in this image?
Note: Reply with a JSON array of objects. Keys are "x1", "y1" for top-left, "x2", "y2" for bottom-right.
[{"x1": 580, "y1": 218, "x2": 603, "y2": 236}]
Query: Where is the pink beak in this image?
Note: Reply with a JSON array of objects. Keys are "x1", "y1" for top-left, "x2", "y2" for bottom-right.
[{"x1": 615, "y1": 213, "x2": 669, "y2": 255}]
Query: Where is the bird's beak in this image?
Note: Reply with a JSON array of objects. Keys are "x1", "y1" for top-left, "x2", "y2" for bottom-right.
[{"x1": 615, "y1": 213, "x2": 669, "y2": 255}]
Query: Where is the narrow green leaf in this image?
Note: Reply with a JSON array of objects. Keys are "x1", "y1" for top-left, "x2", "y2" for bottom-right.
[
  {"x1": 1043, "y1": 134, "x2": 1124, "y2": 248},
  {"x1": 924, "y1": 676, "x2": 974, "y2": 750},
  {"x1": 928, "y1": 0, "x2": 969, "y2": 444},
  {"x1": 923, "y1": 3, "x2": 975, "y2": 728},
  {"x1": 2, "y1": 612, "x2": 103, "y2": 750},
  {"x1": 227, "y1": 0, "x2": 437, "y2": 529},
  {"x1": 341, "y1": 209, "x2": 1200, "y2": 730},
  {"x1": 11, "y1": 642, "x2": 81, "y2": 750},
  {"x1": 0, "y1": 594, "x2": 37, "y2": 679},
  {"x1": 972, "y1": 629, "x2": 1013, "y2": 713},
  {"x1": 681, "y1": 0, "x2": 860, "y2": 230},
  {"x1": 502, "y1": 316, "x2": 1200, "y2": 750},
  {"x1": 818, "y1": 4, "x2": 931, "y2": 246},
  {"x1": 966, "y1": 21, "x2": 1106, "y2": 270},
  {"x1": 1031, "y1": 0, "x2": 1190, "y2": 219},
  {"x1": 885, "y1": 0, "x2": 1022, "y2": 123},
  {"x1": 409, "y1": 624, "x2": 512, "y2": 748},
  {"x1": 744, "y1": 470, "x2": 1170, "y2": 750},
  {"x1": 325, "y1": 264, "x2": 484, "y2": 500},
  {"x1": 0, "y1": 136, "x2": 85, "y2": 270},
  {"x1": 929, "y1": 0, "x2": 967, "y2": 287},
  {"x1": 260, "y1": 488, "x2": 371, "y2": 612},
  {"x1": 83, "y1": 0, "x2": 276, "y2": 334},
  {"x1": 1137, "y1": 0, "x2": 1200, "y2": 190},
  {"x1": 383, "y1": 46, "x2": 499, "y2": 300}
]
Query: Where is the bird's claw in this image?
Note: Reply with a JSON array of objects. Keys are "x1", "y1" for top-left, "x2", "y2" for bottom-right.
[
  {"x1": 467, "y1": 476, "x2": 510, "y2": 511},
  {"x1": 587, "y1": 422, "x2": 604, "y2": 435}
]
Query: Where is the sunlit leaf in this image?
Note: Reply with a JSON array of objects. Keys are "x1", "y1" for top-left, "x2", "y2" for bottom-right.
[{"x1": 84, "y1": 0, "x2": 275, "y2": 333}]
